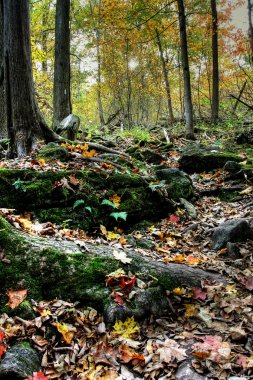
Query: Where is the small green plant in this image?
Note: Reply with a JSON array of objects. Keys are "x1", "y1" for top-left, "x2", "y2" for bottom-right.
[
  {"x1": 148, "y1": 180, "x2": 166, "y2": 192},
  {"x1": 110, "y1": 212, "x2": 128, "y2": 221},
  {"x1": 101, "y1": 199, "x2": 118, "y2": 209},
  {"x1": 73, "y1": 199, "x2": 92, "y2": 213},
  {"x1": 12, "y1": 178, "x2": 27, "y2": 192}
]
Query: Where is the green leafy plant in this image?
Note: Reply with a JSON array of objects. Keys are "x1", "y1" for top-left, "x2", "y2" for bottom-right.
[
  {"x1": 148, "y1": 180, "x2": 166, "y2": 192},
  {"x1": 73, "y1": 199, "x2": 92, "y2": 213},
  {"x1": 110, "y1": 212, "x2": 127, "y2": 221},
  {"x1": 101, "y1": 199, "x2": 118, "y2": 209},
  {"x1": 12, "y1": 178, "x2": 27, "y2": 192}
]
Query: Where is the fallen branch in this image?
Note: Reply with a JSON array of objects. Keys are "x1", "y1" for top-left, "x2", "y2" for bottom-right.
[{"x1": 70, "y1": 152, "x2": 126, "y2": 170}]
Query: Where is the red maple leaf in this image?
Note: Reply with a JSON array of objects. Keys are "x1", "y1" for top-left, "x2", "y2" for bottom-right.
[
  {"x1": 114, "y1": 291, "x2": 125, "y2": 305},
  {"x1": 168, "y1": 214, "x2": 180, "y2": 224},
  {"x1": 120, "y1": 275, "x2": 136, "y2": 292},
  {"x1": 26, "y1": 371, "x2": 48, "y2": 380}
]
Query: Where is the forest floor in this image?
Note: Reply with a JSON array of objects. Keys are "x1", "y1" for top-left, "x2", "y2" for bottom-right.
[{"x1": 0, "y1": 129, "x2": 252, "y2": 380}]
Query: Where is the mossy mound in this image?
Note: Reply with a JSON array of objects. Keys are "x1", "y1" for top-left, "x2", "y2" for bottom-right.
[
  {"x1": 37, "y1": 142, "x2": 70, "y2": 161},
  {"x1": 0, "y1": 168, "x2": 193, "y2": 230},
  {"x1": 179, "y1": 144, "x2": 243, "y2": 173}
]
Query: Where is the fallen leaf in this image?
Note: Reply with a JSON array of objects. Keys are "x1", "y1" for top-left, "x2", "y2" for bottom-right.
[
  {"x1": 113, "y1": 317, "x2": 139, "y2": 339},
  {"x1": 112, "y1": 250, "x2": 132, "y2": 264},
  {"x1": 7, "y1": 289, "x2": 27, "y2": 309}
]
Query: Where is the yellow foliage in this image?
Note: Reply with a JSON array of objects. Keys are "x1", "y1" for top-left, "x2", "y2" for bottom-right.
[{"x1": 113, "y1": 317, "x2": 139, "y2": 338}]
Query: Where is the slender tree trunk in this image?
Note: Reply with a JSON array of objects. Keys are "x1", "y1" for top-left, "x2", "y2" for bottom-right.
[
  {"x1": 211, "y1": 0, "x2": 219, "y2": 124},
  {"x1": 2, "y1": 0, "x2": 57, "y2": 158},
  {"x1": 0, "y1": 1, "x2": 7, "y2": 139},
  {"x1": 125, "y1": 38, "x2": 132, "y2": 129},
  {"x1": 231, "y1": 80, "x2": 247, "y2": 115},
  {"x1": 248, "y1": 0, "x2": 253, "y2": 64},
  {"x1": 41, "y1": 8, "x2": 48, "y2": 73},
  {"x1": 96, "y1": 30, "x2": 105, "y2": 129},
  {"x1": 177, "y1": 0, "x2": 194, "y2": 139},
  {"x1": 53, "y1": 0, "x2": 72, "y2": 130},
  {"x1": 155, "y1": 29, "x2": 174, "y2": 124}
]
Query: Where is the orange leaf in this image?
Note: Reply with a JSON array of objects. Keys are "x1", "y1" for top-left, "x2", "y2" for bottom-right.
[
  {"x1": 0, "y1": 344, "x2": 6, "y2": 360},
  {"x1": 185, "y1": 255, "x2": 200, "y2": 265},
  {"x1": 7, "y1": 289, "x2": 27, "y2": 309}
]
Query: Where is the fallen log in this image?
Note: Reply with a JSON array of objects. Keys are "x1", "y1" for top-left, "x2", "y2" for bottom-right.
[{"x1": 0, "y1": 217, "x2": 225, "y2": 322}]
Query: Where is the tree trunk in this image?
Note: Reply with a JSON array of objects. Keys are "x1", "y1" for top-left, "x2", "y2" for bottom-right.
[
  {"x1": 0, "y1": 1, "x2": 7, "y2": 139},
  {"x1": 53, "y1": 0, "x2": 72, "y2": 130},
  {"x1": 177, "y1": 0, "x2": 194, "y2": 139},
  {"x1": 248, "y1": 0, "x2": 253, "y2": 64},
  {"x1": 0, "y1": 216, "x2": 225, "y2": 323},
  {"x1": 155, "y1": 28, "x2": 174, "y2": 124},
  {"x1": 2, "y1": 0, "x2": 57, "y2": 158},
  {"x1": 211, "y1": 0, "x2": 219, "y2": 124},
  {"x1": 96, "y1": 30, "x2": 105, "y2": 129}
]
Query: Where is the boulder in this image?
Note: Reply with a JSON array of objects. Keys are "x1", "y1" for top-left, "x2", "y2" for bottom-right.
[
  {"x1": 155, "y1": 167, "x2": 194, "y2": 200},
  {"x1": 132, "y1": 148, "x2": 165, "y2": 164},
  {"x1": 55, "y1": 114, "x2": 80, "y2": 141},
  {"x1": 211, "y1": 218, "x2": 253, "y2": 250},
  {"x1": 0, "y1": 343, "x2": 40, "y2": 379},
  {"x1": 179, "y1": 144, "x2": 243, "y2": 173},
  {"x1": 223, "y1": 161, "x2": 242, "y2": 173}
]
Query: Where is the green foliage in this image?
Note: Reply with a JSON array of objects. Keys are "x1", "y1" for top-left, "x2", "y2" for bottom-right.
[
  {"x1": 12, "y1": 179, "x2": 27, "y2": 192},
  {"x1": 110, "y1": 212, "x2": 128, "y2": 221},
  {"x1": 101, "y1": 199, "x2": 118, "y2": 209},
  {"x1": 148, "y1": 180, "x2": 166, "y2": 192},
  {"x1": 73, "y1": 199, "x2": 85, "y2": 209}
]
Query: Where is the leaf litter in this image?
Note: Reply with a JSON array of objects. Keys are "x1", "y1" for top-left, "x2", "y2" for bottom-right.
[{"x1": 0, "y1": 140, "x2": 252, "y2": 378}]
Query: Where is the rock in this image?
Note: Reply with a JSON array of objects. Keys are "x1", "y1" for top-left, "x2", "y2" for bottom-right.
[
  {"x1": 104, "y1": 287, "x2": 170, "y2": 324},
  {"x1": 175, "y1": 362, "x2": 206, "y2": 380},
  {"x1": 212, "y1": 218, "x2": 253, "y2": 250},
  {"x1": 179, "y1": 198, "x2": 197, "y2": 218},
  {"x1": 37, "y1": 142, "x2": 69, "y2": 161},
  {"x1": 228, "y1": 377, "x2": 248, "y2": 380},
  {"x1": 56, "y1": 114, "x2": 80, "y2": 141},
  {"x1": 179, "y1": 144, "x2": 242, "y2": 173},
  {"x1": 132, "y1": 148, "x2": 165, "y2": 164},
  {"x1": 155, "y1": 167, "x2": 194, "y2": 200},
  {"x1": 224, "y1": 161, "x2": 242, "y2": 173},
  {"x1": 0, "y1": 343, "x2": 41, "y2": 379},
  {"x1": 226, "y1": 242, "x2": 240, "y2": 258}
]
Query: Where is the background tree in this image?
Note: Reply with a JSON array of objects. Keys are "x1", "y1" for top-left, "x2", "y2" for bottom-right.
[
  {"x1": 1, "y1": 0, "x2": 57, "y2": 158},
  {"x1": 0, "y1": 1, "x2": 6, "y2": 139},
  {"x1": 177, "y1": 0, "x2": 194, "y2": 139},
  {"x1": 53, "y1": 0, "x2": 72, "y2": 130},
  {"x1": 211, "y1": 0, "x2": 219, "y2": 123}
]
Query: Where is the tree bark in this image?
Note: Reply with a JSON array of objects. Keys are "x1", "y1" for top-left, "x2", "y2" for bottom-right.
[
  {"x1": 2, "y1": 0, "x2": 58, "y2": 158},
  {"x1": 53, "y1": 0, "x2": 72, "y2": 130},
  {"x1": 0, "y1": 216, "x2": 225, "y2": 321},
  {"x1": 0, "y1": 1, "x2": 7, "y2": 139},
  {"x1": 177, "y1": 0, "x2": 194, "y2": 139},
  {"x1": 248, "y1": 0, "x2": 253, "y2": 64},
  {"x1": 155, "y1": 29, "x2": 174, "y2": 124},
  {"x1": 211, "y1": 0, "x2": 219, "y2": 124}
]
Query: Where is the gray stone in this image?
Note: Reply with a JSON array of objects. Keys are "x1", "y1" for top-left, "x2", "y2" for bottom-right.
[
  {"x1": 179, "y1": 144, "x2": 242, "y2": 173},
  {"x1": 57, "y1": 114, "x2": 80, "y2": 141},
  {"x1": 155, "y1": 167, "x2": 194, "y2": 200},
  {"x1": 224, "y1": 161, "x2": 242, "y2": 173},
  {"x1": 175, "y1": 362, "x2": 206, "y2": 380},
  {"x1": 0, "y1": 343, "x2": 40, "y2": 379},
  {"x1": 180, "y1": 198, "x2": 197, "y2": 218},
  {"x1": 132, "y1": 148, "x2": 165, "y2": 164},
  {"x1": 228, "y1": 377, "x2": 248, "y2": 380},
  {"x1": 212, "y1": 218, "x2": 253, "y2": 250}
]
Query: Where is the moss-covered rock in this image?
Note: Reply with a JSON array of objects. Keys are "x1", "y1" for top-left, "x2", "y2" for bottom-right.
[
  {"x1": 37, "y1": 142, "x2": 70, "y2": 161},
  {"x1": 131, "y1": 148, "x2": 165, "y2": 164},
  {"x1": 179, "y1": 144, "x2": 243, "y2": 173}
]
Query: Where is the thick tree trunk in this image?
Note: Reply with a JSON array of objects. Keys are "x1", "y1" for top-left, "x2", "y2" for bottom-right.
[
  {"x1": 0, "y1": 216, "x2": 225, "y2": 322},
  {"x1": 177, "y1": 0, "x2": 194, "y2": 139},
  {"x1": 0, "y1": 1, "x2": 7, "y2": 139},
  {"x1": 248, "y1": 0, "x2": 253, "y2": 64},
  {"x1": 2, "y1": 0, "x2": 57, "y2": 158},
  {"x1": 155, "y1": 29, "x2": 174, "y2": 124},
  {"x1": 211, "y1": 0, "x2": 219, "y2": 124},
  {"x1": 53, "y1": 0, "x2": 72, "y2": 130}
]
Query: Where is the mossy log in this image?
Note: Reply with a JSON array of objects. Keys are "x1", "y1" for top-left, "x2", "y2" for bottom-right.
[{"x1": 0, "y1": 217, "x2": 225, "y2": 322}]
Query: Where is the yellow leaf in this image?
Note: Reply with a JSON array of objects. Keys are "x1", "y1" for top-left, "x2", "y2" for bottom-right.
[
  {"x1": 107, "y1": 231, "x2": 119, "y2": 240},
  {"x1": 100, "y1": 225, "x2": 107, "y2": 236},
  {"x1": 113, "y1": 317, "x2": 139, "y2": 338},
  {"x1": 173, "y1": 287, "x2": 186, "y2": 295},
  {"x1": 184, "y1": 304, "x2": 198, "y2": 318},
  {"x1": 39, "y1": 159, "x2": 45, "y2": 166},
  {"x1": 109, "y1": 194, "x2": 121, "y2": 208},
  {"x1": 57, "y1": 322, "x2": 74, "y2": 344},
  {"x1": 82, "y1": 149, "x2": 96, "y2": 158}
]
